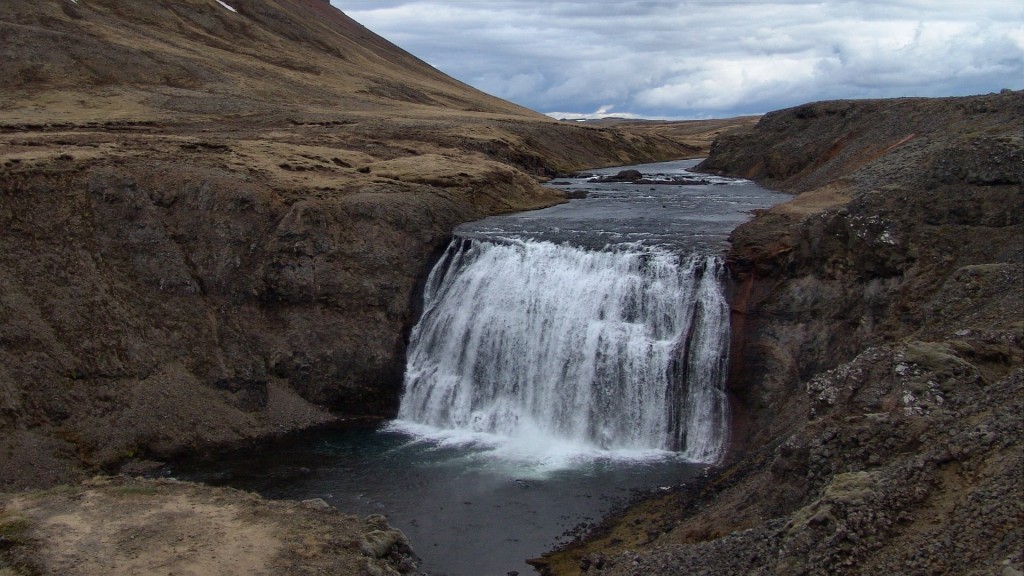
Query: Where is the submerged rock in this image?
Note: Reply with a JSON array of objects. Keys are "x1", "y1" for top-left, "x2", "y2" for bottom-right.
[{"x1": 593, "y1": 169, "x2": 643, "y2": 182}]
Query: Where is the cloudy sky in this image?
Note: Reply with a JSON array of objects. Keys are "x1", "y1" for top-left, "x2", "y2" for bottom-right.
[{"x1": 330, "y1": 1, "x2": 1024, "y2": 119}]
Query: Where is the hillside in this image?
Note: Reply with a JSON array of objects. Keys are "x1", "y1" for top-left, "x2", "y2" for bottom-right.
[
  {"x1": 2, "y1": 0, "x2": 537, "y2": 120},
  {"x1": 579, "y1": 116, "x2": 762, "y2": 158},
  {"x1": 0, "y1": 0, "x2": 713, "y2": 493},
  {"x1": 534, "y1": 91, "x2": 1023, "y2": 575}
]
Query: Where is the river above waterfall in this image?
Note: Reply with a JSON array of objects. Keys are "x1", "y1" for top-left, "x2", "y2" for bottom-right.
[
  {"x1": 459, "y1": 158, "x2": 787, "y2": 251},
  {"x1": 168, "y1": 159, "x2": 787, "y2": 576}
]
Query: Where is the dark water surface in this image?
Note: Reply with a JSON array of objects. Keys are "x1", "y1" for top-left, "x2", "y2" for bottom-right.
[
  {"x1": 459, "y1": 158, "x2": 788, "y2": 251},
  {"x1": 168, "y1": 160, "x2": 787, "y2": 576},
  {"x1": 168, "y1": 421, "x2": 704, "y2": 576}
]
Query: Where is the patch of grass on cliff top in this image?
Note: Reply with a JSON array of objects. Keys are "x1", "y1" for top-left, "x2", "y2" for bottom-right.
[
  {"x1": 114, "y1": 484, "x2": 161, "y2": 497},
  {"x1": 0, "y1": 513, "x2": 30, "y2": 543},
  {"x1": 0, "y1": 510, "x2": 38, "y2": 576}
]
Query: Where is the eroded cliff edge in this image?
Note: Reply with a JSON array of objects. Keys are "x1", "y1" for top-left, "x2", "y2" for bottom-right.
[{"x1": 535, "y1": 92, "x2": 1022, "y2": 574}]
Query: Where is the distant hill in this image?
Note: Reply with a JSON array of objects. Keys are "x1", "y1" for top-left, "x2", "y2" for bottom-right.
[
  {"x1": 577, "y1": 116, "x2": 763, "y2": 158},
  {"x1": 2, "y1": 0, "x2": 539, "y2": 121}
]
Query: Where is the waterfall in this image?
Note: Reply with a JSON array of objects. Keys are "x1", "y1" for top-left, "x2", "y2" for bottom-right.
[{"x1": 398, "y1": 237, "x2": 730, "y2": 463}]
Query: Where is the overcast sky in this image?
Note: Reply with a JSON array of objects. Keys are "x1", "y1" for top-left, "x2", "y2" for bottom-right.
[{"x1": 330, "y1": 1, "x2": 1024, "y2": 119}]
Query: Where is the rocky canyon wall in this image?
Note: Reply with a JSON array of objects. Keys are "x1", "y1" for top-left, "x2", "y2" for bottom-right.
[
  {"x1": 537, "y1": 91, "x2": 1023, "y2": 575},
  {"x1": 707, "y1": 91, "x2": 1023, "y2": 450},
  {"x1": 0, "y1": 120, "x2": 696, "y2": 490}
]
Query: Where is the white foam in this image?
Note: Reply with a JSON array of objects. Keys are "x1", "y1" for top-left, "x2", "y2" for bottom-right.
[
  {"x1": 398, "y1": 238, "x2": 731, "y2": 465},
  {"x1": 385, "y1": 419, "x2": 682, "y2": 477}
]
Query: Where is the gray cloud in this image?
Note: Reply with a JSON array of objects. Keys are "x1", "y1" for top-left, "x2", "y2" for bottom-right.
[{"x1": 332, "y1": 1, "x2": 1024, "y2": 119}]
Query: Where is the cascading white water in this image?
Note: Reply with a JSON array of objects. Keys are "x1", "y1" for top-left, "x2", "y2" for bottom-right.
[{"x1": 398, "y1": 237, "x2": 731, "y2": 463}]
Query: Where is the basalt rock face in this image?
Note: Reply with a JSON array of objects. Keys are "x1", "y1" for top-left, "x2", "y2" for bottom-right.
[
  {"x1": 711, "y1": 92, "x2": 1023, "y2": 451},
  {"x1": 699, "y1": 93, "x2": 1023, "y2": 193},
  {"x1": 0, "y1": 0, "x2": 701, "y2": 490},
  {"x1": 537, "y1": 92, "x2": 1023, "y2": 575}
]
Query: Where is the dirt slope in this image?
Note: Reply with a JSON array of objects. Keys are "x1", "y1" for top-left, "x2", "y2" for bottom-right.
[
  {"x1": 1, "y1": 476, "x2": 417, "y2": 575},
  {"x1": 534, "y1": 91, "x2": 1023, "y2": 575}
]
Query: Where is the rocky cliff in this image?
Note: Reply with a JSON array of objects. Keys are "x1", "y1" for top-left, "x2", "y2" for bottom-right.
[
  {"x1": 535, "y1": 92, "x2": 1023, "y2": 574},
  {"x1": 713, "y1": 92, "x2": 1022, "y2": 451},
  {"x1": 0, "y1": 0, "x2": 700, "y2": 490}
]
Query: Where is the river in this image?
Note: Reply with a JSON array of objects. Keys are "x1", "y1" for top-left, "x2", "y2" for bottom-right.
[{"x1": 166, "y1": 159, "x2": 787, "y2": 576}]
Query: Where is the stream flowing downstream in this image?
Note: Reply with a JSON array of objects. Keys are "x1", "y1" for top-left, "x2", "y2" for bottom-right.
[{"x1": 168, "y1": 159, "x2": 787, "y2": 576}]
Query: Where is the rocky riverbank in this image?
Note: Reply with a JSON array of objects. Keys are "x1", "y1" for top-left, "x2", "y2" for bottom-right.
[
  {"x1": 532, "y1": 91, "x2": 1023, "y2": 575},
  {"x1": 1, "y1": 475, "x2": 417, "y2": 576}
]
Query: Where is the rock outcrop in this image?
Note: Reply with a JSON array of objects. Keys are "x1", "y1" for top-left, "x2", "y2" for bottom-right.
[
  {"x1": 0, "y1": 476, "x2": 418, "y2": 576},
  {"x1": 535, "y1": 92, "x2": 1023, "y2": 575},
  {"x1": 714, "y1": 92, "x2": 1022, "y2": 451}
]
